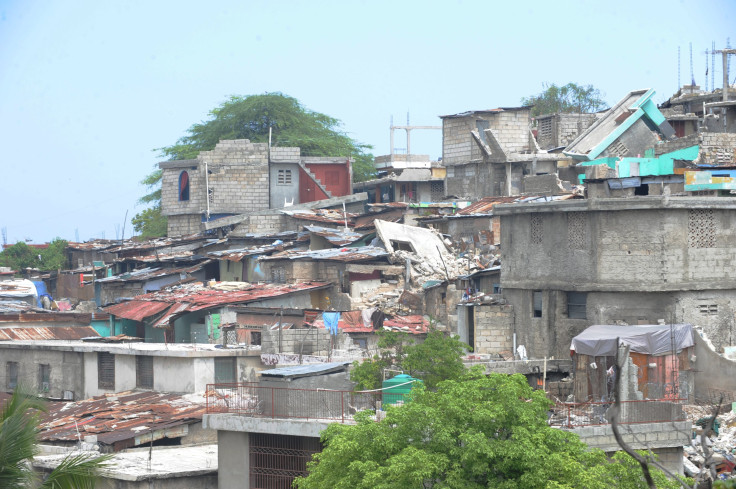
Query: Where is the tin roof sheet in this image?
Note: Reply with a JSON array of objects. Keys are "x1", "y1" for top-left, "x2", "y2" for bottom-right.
[
  {"x1": 262, "y1": 246, "x2": 388, "y2": 263},
  {"x1": 38, "y1": 391, "x2": 206, "y2": 450},
  {"x1": 303, "y1": 226, "x2": 365, "y2": 246},
  {"x1": 260, "y1": 362, "x2": 350, "y2": 378},
  {"x1": 0, "y1": 326, "x2": 100, "y2": 341}
]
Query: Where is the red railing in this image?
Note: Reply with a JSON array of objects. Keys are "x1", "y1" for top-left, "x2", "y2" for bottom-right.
[
  {"x1": 549, "y1": 398, "x2": 687, "y2": 427},
  {"x1": 205, "y1": 383, "x2": 405, "y2": 423}
]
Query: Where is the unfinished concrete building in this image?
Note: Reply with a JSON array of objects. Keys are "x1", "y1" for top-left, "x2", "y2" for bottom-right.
[
  {"x1": 440, "y1": 107, "x2": 569, "y2": 199},
  {"x1": 159, "y1": 140, "x2": 352, "y2": 236},
  {"x1": 494, "y1": 196, "x2": 736, "y2": 360}
]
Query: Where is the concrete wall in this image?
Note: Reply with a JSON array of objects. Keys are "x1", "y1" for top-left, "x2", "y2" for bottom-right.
[
  {"x1": 83, "y1": 352, "x2": 136, "y2": 397},
  {"x1": 536, "y1": 113, "x2": 598, "y2": 150},
  {"x1": 566, "y1": 421, "x2": 691, "y2": 475},
  {"x1": 269, "y1": 162, "x2": 300, "y2": 207},
  {"x1": 473, "y1": 304, "x2": 514, "y2": 355},
  {"x1": 0, "y1": 348, "x2": 83, "y2": 400},
  {"x1": 261, "y1": 326, "x2": 333, "y2": 355},
  {"x1": 692, "y1": 332, "x2": 736, "y2": 401},
  {"x1": 217, "y1": 431, "x2": 249, "y2": 489},
  {"x1": 98, "y1": 475, "x2": 217, "y2": 489},
  {"x1": 161, "y1": 140, "x2": 271, "y2": 236}
]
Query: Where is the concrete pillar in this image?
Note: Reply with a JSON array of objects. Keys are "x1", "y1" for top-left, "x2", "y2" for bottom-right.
[{"x1": 218, "y1": 430, "x2": 250, "y2": 489}]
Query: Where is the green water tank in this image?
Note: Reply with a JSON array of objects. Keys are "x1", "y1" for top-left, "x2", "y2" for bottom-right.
[{"x1": 382, "y1": 374, "x2": 422, "y2": 406}]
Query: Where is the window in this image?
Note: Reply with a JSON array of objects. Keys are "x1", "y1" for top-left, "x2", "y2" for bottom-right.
[
  {"x1": 567, "y1": 292, "x2": 588, "y2": 319},
  {"x1": 178, "y1": 171, "x2": 190, "y2": 201},
  {"x1": 533, "y1": 291, "x2": 543, "y2": 318},
  {"x1": 98, "y1": 352, "x2": 115, "y2": 390},
  {"x1": 136, "y1": 356, "x2": 154, "y2": 389},
  {"x1": 698, "y1": 304, "x2": 718, "y2": 316},
  {"x1": 354, "y1": 338, "x2": 368, "y2": 349},
  {"x1": 214, "y1": 358, "x2": 236, "y2": 384},
  {"x1": 277, "y1": 169, "x2": 292, "y2": 185},
  {"x1": 6, "y1": 362, "x2": 18, "y2": 390},
  {"x1": 271, "y1": 266, "x2": 286, "y2": 284},
  {"x1": 476, "y1": 119, "x2": 490, "y2": 145},
  {"x1": 38, "y1": 364, "x2": 50, "y2": 392}
]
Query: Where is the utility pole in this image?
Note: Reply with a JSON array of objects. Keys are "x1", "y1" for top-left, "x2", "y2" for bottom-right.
[{"x1": 715, "y1": 49, "x2": 736, "y2": 101}]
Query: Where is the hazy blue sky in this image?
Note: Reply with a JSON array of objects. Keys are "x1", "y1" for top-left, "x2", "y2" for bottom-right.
[{"x1": 1, "y1": 0, "x2": 734, "y2": 243}]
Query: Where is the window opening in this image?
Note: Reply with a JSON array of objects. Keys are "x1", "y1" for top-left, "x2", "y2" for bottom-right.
[
  {"x1": 179, "y1": 171, "x2": 190, "y2": 201},
  {"x1": 98, "y1": 352, "x2": 115, "y2": 389},
  {"x1": 136, "y1": 356, "x2": 154, "y2": 389},
  {"x1": 533, "y1": 291, "x2": 543, "y2": 318},
  {"x1": 567, "y1": 292, "x2": 588, "y2": 319}
]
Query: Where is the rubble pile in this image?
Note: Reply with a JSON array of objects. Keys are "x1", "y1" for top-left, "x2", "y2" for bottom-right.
[{"x1": 683, "y1": 407, "x2": 736, "y2": 480}]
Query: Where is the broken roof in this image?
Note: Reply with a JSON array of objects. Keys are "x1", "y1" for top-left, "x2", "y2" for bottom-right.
[
  {"x1": 38, "y1": 391, "x2": 207, "y2": 451},
  {"x1": 103, "y1": 281, "x2": 330, "y2": 324},
  {"x1": 440, "y1": 107, "x2": 531, "y2": 118},
  {"x1": 206, "y1": 243, "x2": 292, "y2": 261},
  {"x1": 96, "y1": 262, "x2": 209, "y2": 284},
  {"x1": 312, "y1": 311, "x2": 429, "y2": 334},
  {"x1": 564, "y1": 89, "x2": 674, "y2": 161},
  {"x1": 304, "y1": 226, "x2": 365, "y2": 246},
  {"x1": 261, "y1": 246, "x2": 388, "y2": 263},
  {"x1": 0, "y1": 279, "x2": 37, "y2": 299}
]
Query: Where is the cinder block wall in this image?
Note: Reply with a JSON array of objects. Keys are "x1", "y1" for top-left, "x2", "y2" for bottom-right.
[{"x1": 473, "y1": 304, "x2": 514, "y2": 354}]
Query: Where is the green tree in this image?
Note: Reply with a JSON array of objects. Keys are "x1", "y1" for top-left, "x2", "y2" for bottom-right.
[
  {"x1": 403, "y1": 330, "x2": 469, "y2": 389},
  {"x1": 521, "y1": 82, "x2": 607, "y2": 117},
  {"x1": 130, "y1": 206, "x2": 168, "y2": 239},
  {"x1": 295, "y1": 371, "x2": 684, "y2": 489},
  {"x1": 0, "y1": 239, "x2": 68, "y2": 272},
  {"x1": 351, "y1": 329, "x2": 470, "y2": 391},
  {"x1": 39, "y1": 238, "x2": 68, "y2": 271},
  {"x1": 0, "y1": 387, "x2": 110, "y2": 488},
  {"x1": 135, "y1": 92, "x2": 375, "y2": 236}
]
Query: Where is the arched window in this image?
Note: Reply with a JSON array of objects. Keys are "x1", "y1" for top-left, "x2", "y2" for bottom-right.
[{"x1": 179, "y1": 171, "x2": 190, "y2": 201}]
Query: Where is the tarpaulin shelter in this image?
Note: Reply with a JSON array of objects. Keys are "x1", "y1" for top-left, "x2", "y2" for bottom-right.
[{"x1": 570, "y1": 324, "x2": 694, "y2": 401}]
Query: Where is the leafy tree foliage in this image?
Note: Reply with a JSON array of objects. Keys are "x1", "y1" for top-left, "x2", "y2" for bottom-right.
[
  {"x1": 0, "y1": 387, "x2": 110, "y2": 488},
  {"x1": 521, "y1": 82, "x2": 607, "y2": 117},
  {"x1": 130, "y1": 206, "x2": 167, "y2": 239},
  {"x1": 351, "y1": 329, "x2": 469, "y2": 390},
  {"x1": 296, "y1": 372, "x2": 684, "y2": 489},
  {"x1": 0, "y1": 239, "x2": 68, "y2": 272},
  {"x1": 134, "y1": 93, "x2": 374, "y2": 236}
]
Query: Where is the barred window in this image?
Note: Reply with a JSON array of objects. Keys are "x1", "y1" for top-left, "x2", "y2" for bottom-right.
[{"x1": 136, "y1": 356, "x2": 154, "y2": 389}]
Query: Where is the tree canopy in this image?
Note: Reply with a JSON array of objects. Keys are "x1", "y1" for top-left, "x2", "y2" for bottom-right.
[
  {"x1": 0, "y1": 239, "x2": 68, "y2": 272},
  {"x1": 0, "y1": 387, "x2": 110, "y2": 488},
  {"x1": 135, "y1": 92, "x2": 375, "y2": 237},
  {"x1": 295, "y1": 371, "x2": 684, "y2": 489},
  {"x1": 521, "y1": 82, "x2": 607, "y2": 117},
  {"x1": 350, "y1": 329, "x2": 470, "y2": 390}
]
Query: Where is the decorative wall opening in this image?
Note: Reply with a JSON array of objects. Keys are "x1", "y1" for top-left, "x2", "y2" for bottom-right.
[
  {"x1": 688, "y1": 209, "x2": 716, "y2": 248},
  {"x1": 531, "y1": 214, "x2": 543, "y2": 244},
  {"x1": 567, "y1": 212, "x2": 586, "y2": 250}
]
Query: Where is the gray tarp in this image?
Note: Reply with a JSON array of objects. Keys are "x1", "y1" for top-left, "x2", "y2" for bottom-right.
[{"x1": 570, "y1": 324, "x2": 694, "y2": 357}]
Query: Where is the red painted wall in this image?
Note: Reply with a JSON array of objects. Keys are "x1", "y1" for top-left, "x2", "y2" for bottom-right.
[
  {"x1": 304, "y1": 161, "x2": 351, "y2": 197},
  {"x1": 299, "y1": 166, "x2": 330, "y2": 203}
]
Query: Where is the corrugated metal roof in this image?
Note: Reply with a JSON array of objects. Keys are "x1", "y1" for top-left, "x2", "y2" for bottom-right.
[
  {"x1": 38, "y1": 391, "x2": 206, "y2": 451},
  {"x1": 457, "y1": 196, "x2": 524, "y2": 215},
  {"x1": 103, "y1": 282, "x2": 331, "y2": 323},
  {"x1": 0, "y1": 326, "x2": 100, "y2": 341},
  {"x1": 207, "y1": 243, "x2": 291, "y2": 262},
  {"x1": 96, "y1": 262, "x2": 209, "y2": 284},
  {"x1": 261, "y1": 246, "x2": 388, "y2": 263},
  {"x1": 304, "y1": 226, "x2": 365, "y2": 246},
  {"x1": 260, "y1": 362, "x2": 350, "y2": 378},
  {"x1": 104, "y1": 301, "x2": 171, "y2": 321}
]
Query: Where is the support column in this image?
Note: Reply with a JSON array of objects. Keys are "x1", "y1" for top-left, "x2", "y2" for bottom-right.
[{"x1": 218, "y1": 430, "x2": 250, "y2": 489}]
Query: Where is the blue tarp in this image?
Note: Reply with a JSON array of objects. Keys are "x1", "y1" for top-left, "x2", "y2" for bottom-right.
[
  {"x1": 32, "y1": 280, "x2": 52, "y2": 307},
  {"x1": 323, "y1": 312, "x2": 341, "y2": 335}
]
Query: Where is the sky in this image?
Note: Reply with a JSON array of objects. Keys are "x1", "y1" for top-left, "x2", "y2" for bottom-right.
[{"x1": 0, "y1": 0, "x2": 734, "y2": 244}]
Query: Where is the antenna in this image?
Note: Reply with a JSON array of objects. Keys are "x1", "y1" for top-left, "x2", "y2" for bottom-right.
[
  {"x1": 727, "y1": 38, "x2": 732, "y2": 83},
  {"x1": 690, "y1": 42, "x2": 695, "y2": 86},
  {"x1": 712, "y1": 41, "x2": 716, "y2": 92},
  {"x1": 705, "y1": 47, "x2": 709, "y2": 91}
]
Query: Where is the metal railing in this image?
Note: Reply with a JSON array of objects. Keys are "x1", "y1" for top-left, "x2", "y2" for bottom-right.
[
  {"x1": 549, "y1": 398, "x2": 687, "y2": 428},
  {"x1": 205, "y1": 383, "x2": 405, "y2": 423}
]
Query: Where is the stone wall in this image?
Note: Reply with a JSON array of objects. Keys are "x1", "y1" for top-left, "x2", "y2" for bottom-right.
[
  {"x1": 442, "y1": 117, "x2": 477, "y2": 165},
  {"x1": 536, "y1": 113, "x2": 598, "y2": 150}
]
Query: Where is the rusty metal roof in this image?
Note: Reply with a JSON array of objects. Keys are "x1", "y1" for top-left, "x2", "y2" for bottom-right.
[
  {"x1": 261, "y1": 246, "x2": 388, "y2": 263},
  {"x1": 457, "y1": 196, "x2": 524, "y2": 216},
  {"x1": 0, "y1": 326, "x2": 100, "y2": 341},
  {"x1": 207, "y1": 243, "x2": 293, "y2": 261},
  {"x1": 38, "y1": 391, "x2": 207, "y2": 451},
  {"x1": 96, "y1": 262, "x2": 209, "y2": 284},
  {"x1": 312, "y1": 311, "x2": 429, "y2": 334},
  {"x1": 281, "y1": 208, "x2": 357, "y2": 226},
  {"x1": 103, "y1": 282, "x2": 331, "y2": 324},
  {"x1": 303, "y1": 226, "x2": 365, "y2": 246}
]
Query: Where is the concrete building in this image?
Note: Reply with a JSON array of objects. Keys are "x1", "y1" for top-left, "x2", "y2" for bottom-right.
[
  {"x1": 160, "y1": 140, "x2": 352, "y2": 236},
  {"x1": 440, "y1": 107, "x2": 564, "y2": 199},
  {"x1": 494, "y1": 196, "x2": 736, "y2": 361},
  {"x1": 0, "y1": 340, "x2": 261, "y2": 400}
]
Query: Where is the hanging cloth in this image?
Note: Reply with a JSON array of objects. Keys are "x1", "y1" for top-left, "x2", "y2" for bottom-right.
[{"x1": 323, "y1": 312, "x2": 341, "y2": 335}]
